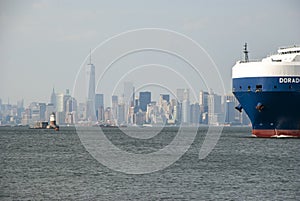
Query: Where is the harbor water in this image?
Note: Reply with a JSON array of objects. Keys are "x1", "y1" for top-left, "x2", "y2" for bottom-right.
[{"x1": 0, "y1": 127, "x2": 299, "y2": 200}]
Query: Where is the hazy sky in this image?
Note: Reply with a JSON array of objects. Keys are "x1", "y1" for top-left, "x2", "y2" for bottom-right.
[{"x1": 1, "y1": 0, "x2": 300, "y2": 106}]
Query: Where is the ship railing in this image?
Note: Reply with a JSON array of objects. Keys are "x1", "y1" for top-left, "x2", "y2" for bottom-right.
[{"x1": 238, "y1": 59, "x2": 260, "y2": 63}]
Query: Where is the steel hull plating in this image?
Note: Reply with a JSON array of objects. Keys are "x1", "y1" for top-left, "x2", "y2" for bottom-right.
[{"x1": 233, "y1": 77, "x2": 300, "y2": 137}]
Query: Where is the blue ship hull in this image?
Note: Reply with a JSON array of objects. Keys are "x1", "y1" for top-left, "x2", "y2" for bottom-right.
[{"x1": 233, "y1": 76, "x2": 300, "y2": 137}]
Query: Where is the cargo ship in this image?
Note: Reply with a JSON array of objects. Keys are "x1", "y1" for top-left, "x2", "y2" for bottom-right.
[{"x1": 232, "y1": 44, "x2": 300, "y2": 137}]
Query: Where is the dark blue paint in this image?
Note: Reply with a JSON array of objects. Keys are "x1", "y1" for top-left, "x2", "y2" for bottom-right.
[{"x1": 233, "y1": 77, "x2": 300, "y2": 130}]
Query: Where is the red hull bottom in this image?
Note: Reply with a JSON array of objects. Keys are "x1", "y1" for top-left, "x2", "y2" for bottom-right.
[{"x1": 252, "y1": 129, "x2": 300, "y2": 138}]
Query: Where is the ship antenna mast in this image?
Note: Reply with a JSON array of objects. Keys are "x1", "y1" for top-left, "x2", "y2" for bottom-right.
[
  {"x1": 89, "y1": 48, "x2": 92, "y2": 65},
  {"x1": 243, "y1": 43, "x2": 249, "y2": 62}
]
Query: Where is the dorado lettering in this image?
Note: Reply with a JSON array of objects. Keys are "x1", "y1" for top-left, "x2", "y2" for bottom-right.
[{"x1": 279, "y1": 77, "x2": 300, "y2": 84}]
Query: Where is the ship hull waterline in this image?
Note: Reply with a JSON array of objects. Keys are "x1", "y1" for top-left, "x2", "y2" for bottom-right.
[{"x1": 252, "y1": 129, "x2": 300, "y2": 138}]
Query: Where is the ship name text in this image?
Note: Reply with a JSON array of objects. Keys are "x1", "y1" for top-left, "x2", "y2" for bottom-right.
[{"x1": 279, "y1": 77, "x2": 300, "y2": 84}]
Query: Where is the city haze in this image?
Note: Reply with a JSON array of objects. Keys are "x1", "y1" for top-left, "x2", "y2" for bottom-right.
[{"x1": 1, "y1": 0, "x2": 300, "y2": 105}]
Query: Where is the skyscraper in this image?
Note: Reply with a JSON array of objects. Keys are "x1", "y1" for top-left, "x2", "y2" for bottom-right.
[
  {"x1": 104, "y1": 107, "x2": 112, "y2": 123},
  {"x1": 86, "y1": 53, "x2": 95, "y2": 102},
  {"x1": 123, "y1": 82, "x2": 134, "y2": 124},
  {"x1": 183, "y1": 89, "x2": 190, "y2": 101},
  {"x1": 225, "y1": 100, "x2": 235, "y2": 124},
  {"x1": 199, "y1": 90, "x2": 209, "y2": 124},
  {"x1": 190, "y1": 103, "x2": 200, "y2": 124},
  {"x1": 208, "y1": 91, "x2": 222, "y2": 125},
  {"x1": 95, "y1": 94, "x2": 104, "y2": 109},
  {"x1": 17, "y1": 99, "x2": 24, "y2": 119},
  {"x1": 111, "y1": 95, "x2": 118, "y2": 121},
  {"x1": 50, "y1": 87, "x2": 56, "y2": 109},
  {"x1": 182, "y1": 99, "x2": 190, "y2": 123},
  {"x1": 86, "y1": 51, "x2": 96, "y2": 121},
  {"x1": 65, "y1": 96, "x2": 77, "y2": 124},
  {"x1": 160, "y1": 94, "x2": 170, "y2": 103},
  {"x1": 139, "y1": 91, "x2": 151, "y2": 112},
  {"x1": 117, "y1": 103, "x2": 125, "y2": 124},
  {"x1": 65, "y1": 97, "x2": 77, "y2": 113},
  {"x1": 55, "y1": 93, "x2": 66, "y2": 124},
  {"x1": 176, "y1": 89, "x2": 185, "y2": 103},
  {"x1": 199, "y1": 90, "x2": 209, "y2": 113},
  {"x1": 176, "y1": 88, "x2": 189, "y2": 124},
  {"x1": 63, "y1": 89, "x2": 71, "y2": 112},
  {"x1": 95, "y1": 94, "x2": 104, "y2": 121},
  {"x1": 39, "y1": 103, "x2": 46, "y2": 121},
  {"x1": 56, "y1": 93, "x2": 65, "y2": 112}
]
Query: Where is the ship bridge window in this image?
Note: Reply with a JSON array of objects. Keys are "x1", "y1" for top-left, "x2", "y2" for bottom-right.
[
  {"x1": 271, "y1": 59, "x2": 281, "y2": 62},
  {"x1": 255, "y1": 85, "x2": 262, "y2": 92},
  {"x1": 279, "y1": 49, "x2": 300, "y2": 55}
]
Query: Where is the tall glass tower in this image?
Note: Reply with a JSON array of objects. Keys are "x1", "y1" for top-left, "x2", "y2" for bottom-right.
[
  {"x1": 95, "y1": 93, "x2": 104, "y2": 121},
  {"x1": 139, "y1": 91, "x2": 151, "y2": 112},
  {"x1": 86, "y1": 51, "x2": 96, "y2": 121},
  {"x1": 86, "y1": 56, "x2": 95, "y2": 102},
  {"x1": 50, "y1": 87, "x2": 56, "y2": 109}
]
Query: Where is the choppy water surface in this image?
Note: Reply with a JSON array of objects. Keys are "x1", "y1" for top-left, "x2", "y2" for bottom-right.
[{"x1": 0, "y1": 127, "x2": 299, "y2": 200}]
